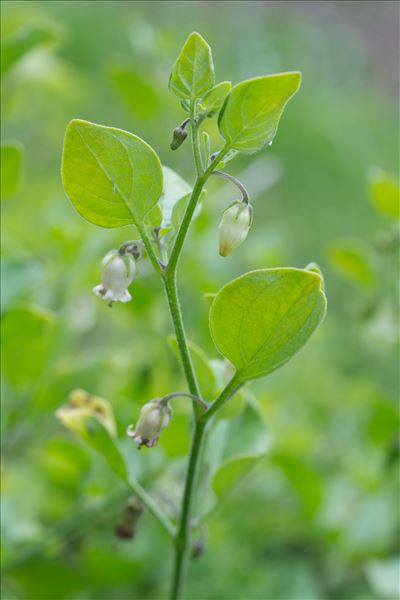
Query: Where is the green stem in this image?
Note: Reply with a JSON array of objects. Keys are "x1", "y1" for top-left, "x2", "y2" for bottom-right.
[
  {"x1": 136, "y1": 220, "x2": 162, "y2": 273},
  {"x1": 128, "y1": 478, "x2": 176, "y2": 537},
  {"x1": 163, "y1": 121, "x2": 230, "y2": 599},
  {"x1": 170, "y1": 419, "x2": 206, "y2": 599},
  {"x1": 163, "y1": 272, "x2": 201, "y2": 411}
]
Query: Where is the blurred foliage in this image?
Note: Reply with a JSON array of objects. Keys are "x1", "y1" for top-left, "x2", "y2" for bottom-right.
[{"x1": 1, "y1": 2, "x2": 399, "y2": 599}]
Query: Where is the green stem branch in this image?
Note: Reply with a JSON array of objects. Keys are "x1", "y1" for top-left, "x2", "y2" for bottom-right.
[{"x1": 127, "y1": 478, "x2": 176, "y2": 537}]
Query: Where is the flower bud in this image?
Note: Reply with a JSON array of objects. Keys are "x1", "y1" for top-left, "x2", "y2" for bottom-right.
[
  {"x1": 170, "y1": 127, "x2": 188, "y2": 151},
  {"x1": 93, "y1": 249, "x2": 136, "y2": 305},
  {"x1": 218, "y1": 201, "x2": 252, "y2": 257},
  {"x1": 127, "y1": 398, "x2": 172, "y2": 449}
]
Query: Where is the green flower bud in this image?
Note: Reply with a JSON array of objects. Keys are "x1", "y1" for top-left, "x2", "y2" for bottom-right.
[
  {"x1": 218, "y1": 201, "x2": 252, "y2": 257},
  {"x1": 170, "y1": 127, "x2": 188, "y2": 151}
]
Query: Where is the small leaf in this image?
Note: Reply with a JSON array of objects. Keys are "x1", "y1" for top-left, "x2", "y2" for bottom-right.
[
  {"x1": 328, "y1": 241, "x2": 376, "y2": 286},
  {"x1": 210, "y1": 268, "x2": 326, "y2": 382},
  {"x1": 169, "y1": 32, "x2": 215, "y2": 100},
  {"x1": 218, "y1": 72, "x2": 301, "y2": 154},
  {"x1": 203, "y1": 81, "x2": 231, "y2": 117},
  {"x1": 369, "y1": 170, "x2": 400, "y2": 218},
  {"x1": 1, "y1": 143, "x2": 24, "y2": 198},
  {"x1": 168, "y1": 335, "x2": 217, "y2": 400},
  {"x1": 62, "y1": 119, "x2": 163, "y2": 229}
]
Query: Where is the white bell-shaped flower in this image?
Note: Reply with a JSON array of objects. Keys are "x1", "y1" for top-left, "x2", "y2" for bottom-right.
[
  {"x1": 218, "y1": 201, "x2": 252, "y2": 257},
  {"x1": 93, "y1": 250, "x2": 136, "y2": 305},
  {"x1": 127, "y1": 399, "x2": 172, "y2": 449}
]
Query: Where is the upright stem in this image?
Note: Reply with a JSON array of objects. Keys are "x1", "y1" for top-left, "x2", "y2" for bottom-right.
[
  {"x1": 170, "y1": 419, "x2": 206, "y2": 599},
  {"x1": 161, "y1": 116, "x2": 231, "y2": 599},
  {"x1": 163, "y1": 272, "x2": 201, "y2": 409}
]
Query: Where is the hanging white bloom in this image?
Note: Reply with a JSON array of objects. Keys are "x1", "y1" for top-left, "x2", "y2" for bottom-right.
[
  {"x1": 218, "y1": 201, "x2": 253, "y2": 257},
  {"x1": 93, "y1": 249, "x2": 136, "y2": 305},
  {"x1": 127, "y1": 399, "x2": 172, "y2": 449}
]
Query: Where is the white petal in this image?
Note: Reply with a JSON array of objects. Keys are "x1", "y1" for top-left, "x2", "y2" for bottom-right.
[
  {"x1": 93, "y1": 284, "x2": 105, "y2": 297},
  {"x1": 119, "y1": 290, "x2": 132, "y2": 303}
]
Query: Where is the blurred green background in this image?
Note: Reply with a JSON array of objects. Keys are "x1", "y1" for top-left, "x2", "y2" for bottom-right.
[{"x1": 1, "y1": 1, "x2": 399, "y2": 599}]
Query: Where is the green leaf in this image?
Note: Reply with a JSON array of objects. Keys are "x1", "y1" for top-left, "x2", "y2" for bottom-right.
[
  {"x1": 328, "y1": 241, "x2": 376, "y2": 286},
  {"x1": 369, "y1": 170, "x2": 400, "y2": 218},
  {"x1": 167, "y1": 335, "x2": 217, "y2": 400},
  {"x1": 210, "y1": 268, "x2": 326, "y2": 382},
  {"x1": 171, "y1": 190, "x2": 206, "y2": 231},
  {"x1": 83, "y1": 417, "x2": 127, "y2": 481},
  {"x1": 1, "y1": 143, "x2": 24, "y2": 198},
  {"x1": 218, "y1": 72, "x2": 301, "y2": 154},
  {"x1": 159, "y1": 166, "x2": 191, "y2": 227},
  {"x1": 169, "y1": 32, "x2": 215, "y2": 100},
  {"x1": 145, "y1": 203, "x2": 162, "y2": 229},
  {"x1": 212, "y1": 454, "x2": 263, "y2": 497},
  {"x1": 1, "y1": 23, "x2": 59, "y2": 75},
  {"x1": 1, "y1": 305, "x2": 56, "y2": 386},
  {"x1": 206, "y1": 402, "x2": 270, "y2": 509},
  {"x1": 61, "y1": 119, "x2": 163, "y2": 229},
  {"x1": 203, "y1": 81, "x2": 231, "y2": 117}
]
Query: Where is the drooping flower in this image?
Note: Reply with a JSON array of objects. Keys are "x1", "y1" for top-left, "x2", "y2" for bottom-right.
[
  {"x1": 218, "y1": 201, "x2": 253, "y2": 257},
  {"x1": 127, "y1": 398, "x2": 172, "y2": 449},
  {"x1": 56, "y1": 388, "x2": 117, "y2": 437},
  {"x1": 93, "y1": 250, "x2": 136, "y2": 305}
]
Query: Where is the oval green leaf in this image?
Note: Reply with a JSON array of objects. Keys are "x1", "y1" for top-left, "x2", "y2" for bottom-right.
[
  {"x1": 62, "y1": 119, "x2": 163, "y2": 228},
  {"x1": 169, "y1": 31, "x2": 215, "y2": 100},
  {"x1": 210, "y1": 268, "x2": 326, "y2": 382},
  {"x1": 218, "y1": 72, "x2": 301, "y2": 154}
]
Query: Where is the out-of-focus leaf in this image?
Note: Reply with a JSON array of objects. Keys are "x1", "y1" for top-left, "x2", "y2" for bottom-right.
[
  {"x1": 1, "y1": 143, "x2": 24, "y2": 198},
  {"x1": 61, "y1": 119, "x2": 163, "y2": 228},
  {"x1": 1, "y1": 305, "x2": 56, "y2": 386},
  {"x1": 369, "y1": 170, "x2": 400, "y2": 218},
  {"x1": 169, "y1": 31, "x2": 214, "y2": 100},
  {"x1": 328, "y1": 241, "x2": 376, "y2": 286},
  {"x1": 273, "y1": 453, "x2": 323, "y2": 517},
  {"x1": 209, "y1": 402, "x2": 270, "y2": 505},
  {"x1": 212, "y1": 454, "x2": 263, "y2": 497},
  {"x1": 0, "y1": 260, "x2": 41, "y2": 312},
  {"x1": 108, "y1": 64, "x2": 159, "y2": 119},
  {"x1": 203, "y1": 81, "x2": 231, "y2": 117},
  {"x1": 167, "y1": 335, "x2": 217, "y2": 400},
  {"x1": 171, "y1": 190, "x2": 206, "y2": 231},
  {"x1": 159, "y1": 166, "x2": 192, "y2": 227},
  {"x1": 210, "y1": 268, "x2": 327, "y2": 382},
  {"x1": 1, "y1": 23, "x2": 59, "y2": 75},
  {"x1": 218, "y1": 72, "x2": 301, "y2": 153}
]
